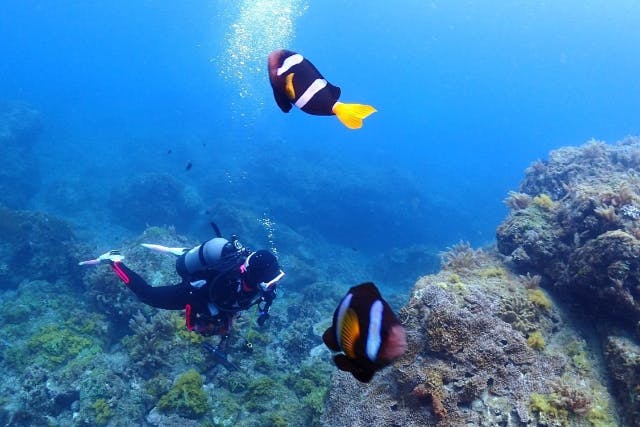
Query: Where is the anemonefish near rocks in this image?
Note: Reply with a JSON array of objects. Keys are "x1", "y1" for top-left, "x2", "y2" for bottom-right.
[
  {"x1": 322, "y1": 282, "x2": 407, "y2": 383},
  {"x1": 267, "y1": 49, "x2": 377, "y2": 129}
]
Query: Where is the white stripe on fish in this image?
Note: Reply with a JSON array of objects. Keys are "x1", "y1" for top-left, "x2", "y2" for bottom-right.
[
  {"x1": 366, "y1": 300, "x2": 383, "y2": 361},
  {"x1": 295, "y1": 78, "x2": 327, "y2": 109},
  {"x1": 277, "y1": 53, "x2": 304, "y2": 76}
]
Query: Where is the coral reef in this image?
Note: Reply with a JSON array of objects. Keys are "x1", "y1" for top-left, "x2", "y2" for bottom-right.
[
  {"x1": 321, "y1": 249, "x2": 617, "y2": 426},
  {"x1": 122, "y1": 311, "x2": 176, "y2": 374},
  {"x1": 0, "y1": 278, "x2": 144, "y2": 426},
  {"x1": 496, "y1": 136, "x2": 640, "y2": 423},
  {"x1": 157, "y1": 369, "x2": 210, "y2": 418},
  {"x1": 0, "y1": 224, "x2": 338, "y2": 426},
  {"x1": 91, "y1": 398, "x2": 113, "y2": 425},
  {"x1": 7, "y1": 133, "x2": 639, "y2": 425},
  {"x1": 526, "y1": 331, "x2": 546, "y2": 350},
  {"x1": 439, "y1": 241, "x2": 485, "y2": 273},
  {"x1": 497, "y1": 137, "x2": 640, "y2": 325}
]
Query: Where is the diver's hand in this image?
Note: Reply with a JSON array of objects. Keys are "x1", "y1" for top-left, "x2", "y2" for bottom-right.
[{"x1": 79, "y1": 250, "x2": 124, "y2": 266}]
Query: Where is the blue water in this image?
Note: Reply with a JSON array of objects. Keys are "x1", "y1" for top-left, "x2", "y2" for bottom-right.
[{"x1": 1, "y1": 0, "x2": 639, "y2": 264}]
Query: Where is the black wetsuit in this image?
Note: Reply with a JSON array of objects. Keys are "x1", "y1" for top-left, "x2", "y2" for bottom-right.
[{"x1": 109, "y1": 260, "x2": 276, "y2": 336}]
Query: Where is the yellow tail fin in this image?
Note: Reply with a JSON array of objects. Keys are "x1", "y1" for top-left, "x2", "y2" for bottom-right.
[{"x1": 332, "y1": 102, "x2": 377, "y2": 129}]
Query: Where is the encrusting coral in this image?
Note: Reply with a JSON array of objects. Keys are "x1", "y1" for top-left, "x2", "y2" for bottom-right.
[
  {"x1": 157, "y1": 369, "x2": 210, "y2": 418},
  {"x1": 526, "y1": 331, "x2": 546, "y2": 350}
]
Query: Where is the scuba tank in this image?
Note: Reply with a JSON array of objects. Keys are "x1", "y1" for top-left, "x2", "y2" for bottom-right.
[
  {"x1": 141, "y1": 221, "x2": 251, "y2": 281},
  {"x1": 175, "y1": 236, "x2": 248, "y2": 280}
]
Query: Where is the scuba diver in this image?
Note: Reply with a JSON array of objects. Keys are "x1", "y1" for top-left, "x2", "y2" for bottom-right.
[{"x1": 80, "y1": 230, "x2": 284, "y2": 370}]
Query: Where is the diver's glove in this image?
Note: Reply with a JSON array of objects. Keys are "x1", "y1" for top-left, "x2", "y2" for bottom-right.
[
  {"x1": 79, "y1": 250, "x2": 125, "y2": 266},
  {"x1": 257, "y1": 311, "x2": 270, "y2": 327}
]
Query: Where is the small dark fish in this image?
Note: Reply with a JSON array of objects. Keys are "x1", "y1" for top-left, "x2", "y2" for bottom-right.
[
  {"x1": 267, "y1": 49, "x2": 376, "y2": 129},
  {"x1": 185, "y1": 162, "x2": 192, "y2": 171},
  {"x1": 167, "y1": 149, "x2": 172, "y2": 155},
  {"x1": 323, "y1": 282, "x2": 407, "y2": 383}
]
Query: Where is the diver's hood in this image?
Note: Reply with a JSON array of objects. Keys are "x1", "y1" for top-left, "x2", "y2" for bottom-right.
[{"x1": 245, "y1": 250, "x2": 281, "y2": 286}]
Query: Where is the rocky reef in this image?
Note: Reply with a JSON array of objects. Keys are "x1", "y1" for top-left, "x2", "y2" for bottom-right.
[
  {"x1": 109, "y1": 172, "x2": 203, "y2": 233},
  {"x1": 497, "y1": 137, "x2": 640, "y2": 424},
  {"x1": 321, "y1": 244, "x2": 617, "y2": 426},
  {"x1": 497, "y1": 138, "x2": 640, "y2": 324},
  {"x1": 0, "y1": 223, "x2": 339, "y2": 426},
  {"x1": 227, "y1": 141, "x2": 470, "y2": 254},
  {"x1": 0, "y1": 103, "x2": 42, "y2": 209},
  {"x1": 322, "y1": 138, "x2": 640, "y2": 426},
  {"x1": 0, "y1": 206, "x2": 85, "y2": 289},
  {"x1": 5, "y1": 136, "x2": 640, "y2": 426}
]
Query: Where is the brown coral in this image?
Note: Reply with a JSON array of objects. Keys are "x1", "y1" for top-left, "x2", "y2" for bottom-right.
[
  {"x1": 123, "y1": 311, "x2": 175, "y2": 372},
  {"x1": 594, "y1": 205, "x2": 619, "y2": 224},
  {"x1": 520, "y1": 273, "x2": 542, "y2": 289},
  {"x1": 550, "y1": 378, "x2": 593, "y2": 415},
  {"x1": 411, "y1": 381, "x2": 447, "y2": 420},
  {"x1": 504, "y1": 191, "x2": 532, "y2": 210},
  {"x1": 499, "y1": 295, "x2": 539, "y2": 334},
  {"x1": 439, "y1": 242, "x2": 484, "y2": 273}
]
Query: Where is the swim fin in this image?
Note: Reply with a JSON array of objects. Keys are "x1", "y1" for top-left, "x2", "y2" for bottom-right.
[{"x1": 332, "y1": 102, "x2": 377, "y2": 129}]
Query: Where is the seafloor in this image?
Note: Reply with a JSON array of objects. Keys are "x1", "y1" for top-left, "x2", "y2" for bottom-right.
[{"x1": 1, "y1": 104, "x2": 639, "y2": 426}]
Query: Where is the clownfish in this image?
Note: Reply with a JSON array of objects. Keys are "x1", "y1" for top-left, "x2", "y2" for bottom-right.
[
  {"x1": 322, "y1": 282, "x2": 407, "y2": 383},
  {"x1": 267, "y1": 49, "x2": 377, "y2": 129}
]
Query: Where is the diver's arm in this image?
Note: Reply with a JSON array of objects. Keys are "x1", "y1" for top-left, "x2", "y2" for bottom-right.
[{"x1": 109, "y1": 262, "x2": 189, "y2": 310}]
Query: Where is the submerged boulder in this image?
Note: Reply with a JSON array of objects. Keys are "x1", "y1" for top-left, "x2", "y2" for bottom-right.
[
  {"x1": 0, "y1": 102, "x2": 42, "y2": 208},
  {"x1": 0, "y1": 206, "x2": 83, "y2": 289},
  {"x1": 109, "y1": 173, "x2": 203, "y2": 232},
  {"x1": 497, "y1": 137, "x2": 640, "y2": 325},
  {"x1": 606, "y1": 336, "x2": 640, "y2": 426},
  {"x1": 496, "y1": 136, "x2": 640, "y2": 424}
]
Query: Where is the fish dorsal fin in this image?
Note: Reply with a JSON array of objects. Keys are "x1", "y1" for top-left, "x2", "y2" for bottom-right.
[
  {"x1": 340, "y1": 308, "x2": 360, "y2": 359},
  {"x1": 285, "y1": 73, "x2": 296, "y2": 100}
]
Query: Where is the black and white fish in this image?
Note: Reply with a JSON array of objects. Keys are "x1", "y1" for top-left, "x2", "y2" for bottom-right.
[
  {"x1": 323, "y1": 282, "x2": 407, "y2": 382},
  {"x1": 268, "y1": 49, "x2": 376, "y2": 129}
]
